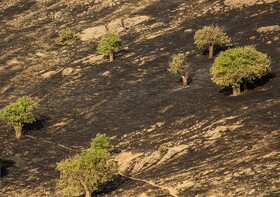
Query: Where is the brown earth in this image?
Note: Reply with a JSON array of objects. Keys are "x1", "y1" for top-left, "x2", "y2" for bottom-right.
[{"x1": 0, "y1": 0, "x2": 279, "y2": 196}]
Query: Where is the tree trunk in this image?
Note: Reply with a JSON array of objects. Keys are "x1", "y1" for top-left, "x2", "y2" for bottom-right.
[
  {"x1": 208, "y1": 44, "x2": 214, "y2": 59},
  {"x1": 80, "y1": 179, "x2": 91, "y2": 197},
  {"x1": 85, "y1": 190, "x2": 91, "y2": 197},
  {"x1": 243, "y1": 82, "x2": 248, "y2": 92},
  {"x1": 232, "y1": 85, "x2": 241, "y2": 96},
  {"x1": 181, "y1": 75, "x2": 187, "y2": 86},
  {"x1": 14, "y1": 125, "x2": 22, "y2": 139},
  {"x1": 109, "y1": 52, "x2": 114, "y2": 62}
]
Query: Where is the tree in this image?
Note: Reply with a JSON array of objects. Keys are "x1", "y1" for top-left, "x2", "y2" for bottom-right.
[
  {"x1": 97, "y1": 32, "x2": 122, "y2": 62},
  {"x1": 55, "y1": 27, "x2": 80, "y2": 45},
  {"x1": 56, "y1": 134, "x2": 118, "y2": 197},
  {"x1": 210, "y1": 46, "x2": 271, "y2": 96},
  {"x1": 194, "y1": 25, "x2": 231, "y2": 59},
  {"x1": 168, "y1": 53, "x2": 190, "y2": 86},
  {"x1": 0, "y1": 96, "x2": 38, "y2": 139}
]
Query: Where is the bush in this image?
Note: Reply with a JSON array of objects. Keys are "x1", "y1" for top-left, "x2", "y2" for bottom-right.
[
  {"x1": 194, "y1": 25, "x2": 231, "y2": 59},
  {"x1": 97, "y1": 32, "x2": 122, "y2": 62},
  {"x1": 0, "y1": 96, "x2": 38, "y2": 139},
  {"x1": 158, "y1": 144, "x2": 168, "y2": 157},
  {"x1": 168, "y1": 53, "x2": 190, "y2": 86},
  {"x1": 56, "y1": 134, "x2": 118, "y2": 197},
  {"x1": 55, "y1": 27, "x2": 79, "y2": 45},
  {"x1": 210, "y1": 46, "x2": 271, "y2": 96}
]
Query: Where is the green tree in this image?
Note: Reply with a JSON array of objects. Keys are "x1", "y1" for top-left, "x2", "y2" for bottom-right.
[
  {"x1": 56, "y1": 134, "x2": 118, "y2": 197},
  {"x1": 210, "y1": 46, "x2": 271, "y2": 96},
  {"x1": 168, "y1": 53, "x2": 190, "y2": 86},
  {"x1": 0, "y1": 96, "x2": 38, "y2": 139},
  {"x1": 97, "y1": 32, "x2": 122, "y2": 62},
  {"x1": 194, "y1": 25, "x2": 231, "y2": 59},
  {"x1": 55, "y1": 27, "x2": 79, "y2": 45}
]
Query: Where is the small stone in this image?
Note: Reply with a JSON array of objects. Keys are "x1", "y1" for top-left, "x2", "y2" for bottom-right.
[
  {"x1": 101, "y1": 71, "x2": 111, "y2": 76},
  {"x1": 62, "y1": 68, "x2": 74, "y2": 76},
  {"x1": 184, "y1": 28, "x2": 193, "y2": 33},
  {"x1": 42, "y1": 71, "x2": 56, "y2": 78},
  {"x1": 249, "y1": 189, "x2": 256, "y2": 194}
]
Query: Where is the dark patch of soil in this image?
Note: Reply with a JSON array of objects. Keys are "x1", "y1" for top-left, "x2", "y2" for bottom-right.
[{"x1": 0, "y1": 0, "x2": 279, "y2": 196}]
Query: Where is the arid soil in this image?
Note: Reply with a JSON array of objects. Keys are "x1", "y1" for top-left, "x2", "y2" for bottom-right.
[{"x1": 0, "y1": 0, "x2": 279, "y2": 196}]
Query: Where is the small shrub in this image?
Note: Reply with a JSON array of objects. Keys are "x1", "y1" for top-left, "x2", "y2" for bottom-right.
[
  {"x1": 158, "y1": 144, "x2": 168, "y2": 156},
  {"x1": 0, "y1": 96, "x2": 38, "y2": 139},
  {"x1": 168, "y1": 53, "x2": 190, "y2": 86},
  {"x1": 97, "y1": 32, "x2": 122, "y2": 62},
  {"x1": 194, "y1": 25, "x2": 231, "y2": 59},
  {"x1": 210, "y1": 46, "x2": 271, "y2": 96},
  {"x1": 56, "y1": 134, "x2": 118, "y2": 197},
  {"x1": 55, "y1": 28, "x2": 79, "y2": 45}
]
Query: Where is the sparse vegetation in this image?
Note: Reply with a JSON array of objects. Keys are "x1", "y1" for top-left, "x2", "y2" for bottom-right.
[
  {"x1": 55, "y1": 27, "x2": 79, "y2": 45},
  {"x1": 158, "y1": 144, "x2": 168, "y2": 156},
  {"x1": 210, "y1": 46, "x2": 271, "y2": 96},
  {"x1": 168, "y1": 53, "x2": 191, "y2": 86},
  {"x1": 56, "y1": 134, "x2": 118, "y2": 197},
  {"x1": 194, "y1": 25, "x2": 232, "y2": 59},
  {"x1": 0, "y1": 96, "x2": 38, "y2": 139},
  {"x1": 97, "y1": 32, "x2": 122, "y2": 62}
]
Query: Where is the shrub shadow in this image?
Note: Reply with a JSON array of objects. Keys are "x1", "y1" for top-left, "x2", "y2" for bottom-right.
[
  {"x1": 244, "y1": 73, "x2": 275, "y2": 91},
  {"x1": 23, "y1": 116, "x2": 50, "y2": 134},
  {"x1": 0, "y1": 159, "x2": 15, "y2": 177}
]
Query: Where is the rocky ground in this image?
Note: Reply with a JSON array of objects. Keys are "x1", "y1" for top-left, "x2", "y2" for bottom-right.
[{"x1": 0, "y1": 0, "x2": 279, "y2": 196}]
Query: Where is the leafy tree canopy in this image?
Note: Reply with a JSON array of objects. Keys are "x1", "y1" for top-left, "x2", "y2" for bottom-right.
[
  {"x1": 210, "y1": 46, "x2": 271, "y2": 94},
  {"x1": 194, "y1": 25, "x2": 231, "y2": 49},
  {"x1": 56, "y1": 134, "x2": 118, "y2": 197}
]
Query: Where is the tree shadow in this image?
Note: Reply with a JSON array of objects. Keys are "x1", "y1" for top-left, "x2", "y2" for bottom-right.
[
  {"x1": 92, "y1": 175, "x2": 128, "y2": 196},
  {"x1": 219, "y1": 73, "x2": 275, "y2": 96},
  {"x1": 243, "y1": 73, "x2": 276, "y2": 91},
  {"x1": 22, "y1": 116, "x2": 50, "y2": 135},
  {"x1": 103, "y1": 49, "x2": 129, "y2": 61},
  {"x1": 219, "y1": 86, "x2": 233, "y2": 96},
  {"x1": 0, "y1": 159, "x2": 15, "y2": 177}
]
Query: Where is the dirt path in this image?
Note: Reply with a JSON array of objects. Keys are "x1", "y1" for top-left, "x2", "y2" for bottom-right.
[{"x1": 119, "y1": 172, "x2": 179, "y2": 197}]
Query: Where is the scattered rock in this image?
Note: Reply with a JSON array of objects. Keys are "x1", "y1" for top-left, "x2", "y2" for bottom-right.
[
  {"x1": 123, "y1": 15, "x2": 150, "y2": 28},
  {"x1": 62, "y1": 67, "x2": 74, "y2": 76},
  {"x1": 53, "y1": 122, "x2": 66, "y2": 127},
  {"x1": 41, "y1": 71, "x2": 56, "y2": 79},
  {"x1": 184, "y1": 28, "x2": 193, "y2": 33},
  {"x1": 257, "y1": 25, "x2": 280, "y2": 33},
  {"x1": 250, "y1": 36, "x2": 256, "y2": 40},
  {"x1": 115, "y1": 151, "x2": 143, "y2": 172},
  {"x1": 107, "y1": 19, "x2": 126, "y2": 33},
  {"x1": 101, "y1": 71, "x2": 111, "y2": 77},
  {"x1": 158, "y1": 145, "x2": 189, "y2": 164},
  {"x1": 35, "y1": 52, "x2": 46, "y2": 57},
  {"x1": 80, "y1": 25, "x2": 107, "y2": 41},
  {"x1": 273, "y1": 36, "x2": 279, "y2": 41},
  {"x1": 224, "y1": 0, "x2": 278, "y2": 8},
  {"x1": 7, "y1": 58, "x2": 21, "y2": 65},
  {"x1": 132, "y1": 151, "x2": 161, "y2": 173}
]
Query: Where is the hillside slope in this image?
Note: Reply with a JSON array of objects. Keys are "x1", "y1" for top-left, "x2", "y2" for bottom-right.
[{"x1": 0, "y1": 0, "x2": 279, "y2": 196}]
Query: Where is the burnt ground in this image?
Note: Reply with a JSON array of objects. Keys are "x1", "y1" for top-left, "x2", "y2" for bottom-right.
[{"x1": 0, "y1": 0, "x2": 279, "y2": 196}]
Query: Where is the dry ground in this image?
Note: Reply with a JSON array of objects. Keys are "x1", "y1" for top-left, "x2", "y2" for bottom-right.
[{"x1": 0, "y1": 0, "x2": 279, "y2": 196}]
